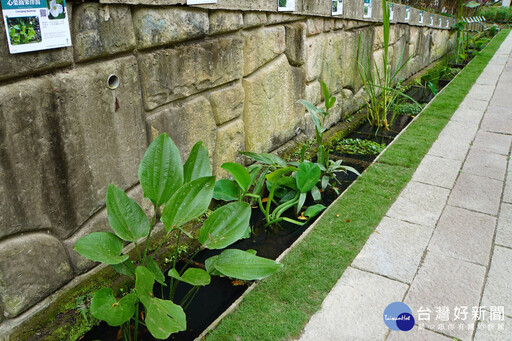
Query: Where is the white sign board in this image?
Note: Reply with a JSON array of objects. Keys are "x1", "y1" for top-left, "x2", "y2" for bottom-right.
[
  {"x1": 363, "y1": 0, "x2": 372, "y2": 18},
  {"x1": 389, "y1": 3, "x2": 394, "y2": 20},
  {"x1": 2, "y1": 0, "x2": 71, "y2": 54},
  {"x1": 419, "y1": 10, "x2": 424, "y2": 23},
  {"x1": 278, "y1": 0, "x2": 295, "y2": 12},
  {"x1": 405, "y1": 6, "x2": 410, "y2": 21},
  {"x1": 332, "y1": 0, "x2": 343, "y2": 16}
]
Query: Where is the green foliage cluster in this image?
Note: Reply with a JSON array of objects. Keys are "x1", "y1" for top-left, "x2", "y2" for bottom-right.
[
  {"x1": 357, "y1": 0, "x2": 415, "y2": 131},
  {"x1": 74, "y1": 134, "x2": 282, "y2": 340},
  {"x1": 7, "y1": 17, "x2": 41, "y2": 45},
  {"x1": 478, "y1": 5, "x2": 512, "y2": 23},
  {"x1": 393, "y1": 102, "x2": 424, "y2": 117},
  {"x1": 335, "y1": 138, "x2": 386, "y2": 156}
]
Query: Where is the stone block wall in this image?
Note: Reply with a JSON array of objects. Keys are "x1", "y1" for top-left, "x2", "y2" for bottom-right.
[{"x1": 0, "y1": 0, "x2": 455, "y2": 337}]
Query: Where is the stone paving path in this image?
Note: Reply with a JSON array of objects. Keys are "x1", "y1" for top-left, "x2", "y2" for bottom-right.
[{"x1": 299, "y1": 32, "x2": 512, "y2": 341}]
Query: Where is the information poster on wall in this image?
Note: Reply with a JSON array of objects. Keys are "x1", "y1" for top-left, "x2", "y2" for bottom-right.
[
  {"x1": 405, "y1": 6, "x2": 410, "y2": 21},
  {"x1": 332, "y1": 0, "x2": 343, "y2": 16},
  {"x1": 419, "y1": 10, "x2": 424, "y2": 23},
  {"x1": 438, "y1": 17, "x2": 442, "y2": 26},
  {"x1": 363, "y1": 0, "x2": 372, "y2": 18},
  {"x1": 430, "y1": 14, "x2": 434, "y2": 25},
  {"x1": 187, "y1": 0, "x2": 216, "y2": 4},
  {"x1": 278, "y1": 0, "x2": 295, "y2": 12},
  {"x1": 1, "y1": 0, "x2": 71, "y2": 54},
  {"x1": 389, "y1": 3, "x2": 394, "y2": 20}
]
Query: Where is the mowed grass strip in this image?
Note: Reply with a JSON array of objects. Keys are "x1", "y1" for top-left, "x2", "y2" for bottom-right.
[{"x1": 205, "y1": 29, "x2": 510, "y2": 341}]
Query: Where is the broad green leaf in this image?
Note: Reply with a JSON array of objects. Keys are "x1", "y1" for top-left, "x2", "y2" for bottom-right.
[
  {"x1": 138, "y1": 133, "x2": 183, "y2": 206},
  {"x1": 90, "y1": 288, "x2": 137, "y2": 326},
  {"x1": 320, "y1": 80, "x2": 330, "y2": 103},
  {"x1": 240, "y1": 151, "x2": 288, "y2": 167},
  {"x1": 106, "y1": 184, "x2": 150, "y2": 242},
  {"x1": 212, "y1": 249, "x2": 283, "y2": 280},
  {"x1": 248, "y1": 164, "x2": 263, "y2": 186},
  {"x1": 146, "y1": 257, "x2": 166, "y2": 285},
  {"x1": 199, "y1": 202, "x2": 251, "y2": 249},
  {"x1": 297, "y1": 100, "x2": 325, "y2": 133},
  {"x1": 222, "y1": 162, "x2": 251, "y2": 192},
  {"x1": 111, "y1": 259, "x2": 135, "y2": 277},
  {"x1": 278, "y1": 176, "x2": 298, "y2": 191},
  {"x1": 161, "y1": 176, "x2": 215, "y2": 232},
  {"x1": 305, "y1": 204, "x2": 326, "y2": 219},
  {"x1": 74, "y1": 232, "x2": 128, "y2": 265},
  {"x1": 183, "y1": 141, "x2": 212, "y2": 183},
  {"x1": 266, "y1": 166, "x2": 297, "y2": 184},
  {"x1": 311, "y1": 185, "x2": 322, "y2": 202},
  {"x1": 296, "y1": 162, "x2": 322, "y2": 193},
  {"x1": 465, "y1": 0, "x2": 480, "y2": 8},
  {"x1": 145, "y1": 297, "x2": 186, "y2": 339},
  {"x1": 321, "y1": 175, "x2": 330, "y2": 191},
  {"x1": 135, "y1": 266, "x2": 155, "y2": 307},
  {"x1": 204, "y1": 255, "x2": 223, "y2": 276},
  {"x1": 213, "y1": 179, "x2": 239, "y2": 201},
  {"x1": 297, "y1": 192, "x2": 307, "y2": 214},
  {"x1": 168, "y1": 268, "x2": 211, "y2": 286}
]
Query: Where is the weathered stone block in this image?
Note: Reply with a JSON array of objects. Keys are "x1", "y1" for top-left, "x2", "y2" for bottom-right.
[
  {"x1": 302, "y1": 0, "x2": 330, "y2": 16},
  {"x1": 243, "y1": 26, "x2": 286, "y2": 76},
  {"x1": 214, "y1": 120, "x2": 245, "y2": 178},
  {"x1": 209, "y1": 11, "x2": 243, "y2": 35},
  {"x1": 0, "y1": 5, "x2": 72, "y2": 81},
  {"x1": 266, "y1": 13, "x2": 302, "y2": 25},
  {"x1": 132, "y1": 7, "x2": 208, "y2": 50},
  {"x1": 324, "y1": 19, "x2": 334, "y2": 32},
  {"x1": 138, "y1": 35, "x2": 243, "y2": 110},
  {"x1": 320, "y1": 33, "x2": 344, "y2": 94},
  {"x1": 285, "y1": 22, "x2": 307, "y2": 66},
  {"x1": 305, "y1": 81, "x2": 321, "y2": 106},
  {"x1": 0, "y1": 57, "x2": 146, "y2": 240},
  {"x1": 147, "y1": 96, "x2": 217, "y2": 163},
  {"x1": 0, "y1": 234, "x2": 73, "y2": 318},
  {"x1": 243, "y1": 12, "x2": 267, "y2": 28},
  {"x1": 74, "y1": 3, "x2": 136, "y2": 62},
  {"x1": 306, "y1": 17, "x2": 324, "y2": 36},
  {"x1": 209, "y1": 83, "x2": 245, "y2": 125},
  {"x1": 305, "y1": 34, "x2": 327, "y2": 81},
  {"x1": 243, "y1": 55, "x2": 305, "y2": 153}
]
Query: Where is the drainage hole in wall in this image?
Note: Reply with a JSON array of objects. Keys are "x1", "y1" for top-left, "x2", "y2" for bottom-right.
[{"x1": 107, "y1": 74, "x2": 120, "y2": 89}]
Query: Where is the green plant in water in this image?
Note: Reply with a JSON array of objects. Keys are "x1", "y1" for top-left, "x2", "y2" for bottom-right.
[
  {"x1": 357, "y1": 0, "x2": 413, "y2": 131},
  {"x1": 214, "y1": 155, "x2": 326, "y2": 227},
  {"x1": 74, "y1": 134, "x2": 282, "y2": 340},
  {"x1": 296, "y1": 81, "x2": 360, "y2": 195},
  {"x1": 336, "y1": 138, "x2": 386, "y2": 155}
]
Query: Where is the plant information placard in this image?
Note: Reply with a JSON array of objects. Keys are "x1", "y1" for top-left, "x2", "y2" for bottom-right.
[
  {"x1": 278, "y1": 0, "x2": 295, "y2": 12},
  {"x1": 332, "y1": 0, "x2": 343, "y2": 16},
  {"x1": 1, "y1": 0, "x2": 71, "y2": 54}
]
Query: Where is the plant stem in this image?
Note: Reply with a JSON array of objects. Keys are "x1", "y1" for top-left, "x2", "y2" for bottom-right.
[
  {"x1": 134, "y1": 303, "x2": 139, "y2": 341},
  {"x1": 142, "y1": 204, "x2": 158, "y2": 265}
]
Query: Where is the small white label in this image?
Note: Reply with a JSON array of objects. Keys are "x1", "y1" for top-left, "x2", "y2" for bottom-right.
[
  {"x1": 405, "y1": 6, "x2": 410, "y2": 21},
  {"x1": 363, "y1": 0, "x2": 372, "y2": 18},
  {"x1": 389, "y1": 3, "x2": 394, "y2": 20},
  {"x1": 278, "y1": 0, "x2": 295, "y2": 12},
  {"x1": 332, "y1": 0, "x2": 343, "y2": 16}
]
